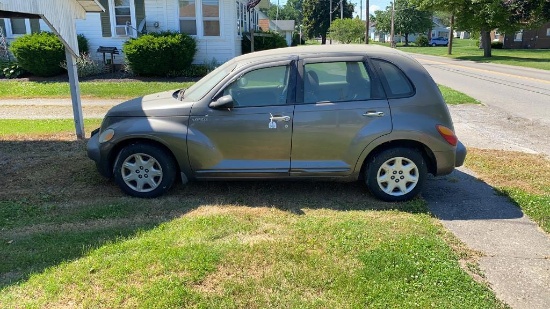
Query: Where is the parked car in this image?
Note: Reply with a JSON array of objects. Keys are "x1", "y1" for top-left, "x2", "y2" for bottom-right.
[
  {"x1": 429, "y1": 37, "x2": 449, "y2": 46},
  {"x1": 87, "y1": 45, "x2": 466, "y2": 202}
]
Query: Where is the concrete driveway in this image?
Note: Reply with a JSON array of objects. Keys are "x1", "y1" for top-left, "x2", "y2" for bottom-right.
[{"x1": 409, "y1": 53, "x2": 550, "y2": 309}]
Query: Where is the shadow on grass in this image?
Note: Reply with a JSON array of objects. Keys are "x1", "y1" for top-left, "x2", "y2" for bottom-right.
[{"x1": 0, "y1": 139, "x2": 521, "y2": 289}]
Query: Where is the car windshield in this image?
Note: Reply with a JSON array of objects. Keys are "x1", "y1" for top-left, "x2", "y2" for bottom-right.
[{"x1": 183, "y1": 60, "x2": 237, "y2": 101}]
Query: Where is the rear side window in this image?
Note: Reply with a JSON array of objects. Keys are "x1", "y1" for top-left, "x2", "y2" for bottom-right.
[
  {"x1": 372, "y1": 59, "x2": 414, "y2": 98},
  {"x1": 303, "y1": 61, "x2": 374, "y2": 103}
]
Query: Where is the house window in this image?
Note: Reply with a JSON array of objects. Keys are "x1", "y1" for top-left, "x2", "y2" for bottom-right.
[
  {"x1": 514, "y1": 30, "x2": 523, "y2": 42},
  {"x1": 10, "y1": 18, "x2": 28, "y2": 35},
  {"x1": 1, "y1": 18, "x2": 32, "y2": 37},
  {"x1": 546, "y1": 28, "x2": 550, "y2": 36},
  {"x1": 179, "y1": 0, "x2": 197, "y2": 35},
  {"x1": 112, "y1": 0, "x2": 134, "y2": 36},
  {"x1": 203, "y1": 0, "x2": 220, "y2": 36}
]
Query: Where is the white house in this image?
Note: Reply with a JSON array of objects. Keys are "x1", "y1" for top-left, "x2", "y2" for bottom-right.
[{"x1": 1, "y1": 0, "x2": 267, "y2": 64}]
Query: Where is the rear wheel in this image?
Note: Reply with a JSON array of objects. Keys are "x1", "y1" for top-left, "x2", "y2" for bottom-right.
[
  {"x1": 113, "y1": 143, "x2": 176, "y2": 198},
  {"x1": 431, "y1": 43, "x2": 437, "y2": 47},
  {"x1": 365, "y1": 147, "x2": 427, "y2": 202}
]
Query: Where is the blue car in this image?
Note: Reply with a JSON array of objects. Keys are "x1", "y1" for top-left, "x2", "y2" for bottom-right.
[{"x1": 429, "y1": 37, "x2": 449, "y2": 46}]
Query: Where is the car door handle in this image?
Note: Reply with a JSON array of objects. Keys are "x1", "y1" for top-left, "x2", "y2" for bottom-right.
[
  {"x1": 363, "y1": 111, "x2": 385, "y2": 117},
  {"x1": 270, "y1": 115, "x2": 291, "y2": 122}
]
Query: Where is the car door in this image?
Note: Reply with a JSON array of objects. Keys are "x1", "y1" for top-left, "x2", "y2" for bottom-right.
[
  {"x1": 290, "y1": 57, "x2": 392, "y2": 176},
  {"x1": 187, "y1": 61, "x2": 295, "y2": 178}
]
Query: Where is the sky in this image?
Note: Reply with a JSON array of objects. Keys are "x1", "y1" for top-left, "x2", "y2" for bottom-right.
[{"x1": 274, "y1": 0, "x2": 392, "y2": 20}]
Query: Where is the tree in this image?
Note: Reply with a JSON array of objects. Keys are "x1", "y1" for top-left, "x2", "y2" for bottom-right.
[
  {"x1": 372, "y1": 0, "x2": 432, "y2": 46},
  {"x1": 302, "y1": 0, "x2": 355, "y2": 44},
  {"x1": 329, "y1": 18, "x2": 366, "y2": 43},
  {"x1": 410, "y1": 0, "x2": 550, "y2": 57},
  {"x1": 264, "y1": 0, "x2": 302, "y2": 25}
]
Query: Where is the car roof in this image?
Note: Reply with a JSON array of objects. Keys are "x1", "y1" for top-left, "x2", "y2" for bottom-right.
[{"x1": 230, "y1": 44, "x2": 409, "y2": 67}]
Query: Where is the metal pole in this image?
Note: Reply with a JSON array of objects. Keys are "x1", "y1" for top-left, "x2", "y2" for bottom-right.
[
  {"x1": 390, "y1": 1, "x2": 395, "y2": 48},
  {"x1": 65, "y1": 49, "x2": 84, "y2": 139},
  {"x1": 365, "y1": 0, "x2": 369, "y2": 44},
  {"x1": 340, "y1": 0, "x2": 343, "y2": 19}
]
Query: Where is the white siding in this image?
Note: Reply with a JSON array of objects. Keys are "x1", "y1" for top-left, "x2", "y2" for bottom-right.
[
  {"x1": 65, "y1": 0, "x2": 243, "y2": 64},
  {"x1": 76, "y1": 13, "x2": 127, "y2": 63}
]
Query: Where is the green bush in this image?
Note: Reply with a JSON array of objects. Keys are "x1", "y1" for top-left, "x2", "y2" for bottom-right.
[
  {"x1": 491, "y1": 41, "x2": 503, "y2": 49},
  {"x1": 292, "y1": 33, "x2": 305, "y2": 46},
  {"x1": 2, "y1": 62, "x2": 26, "y2": 79},
  {"x1": 416, "y1": 35, "x2": 429, "y2": 47},
  {"x1": 10, "y1": 32, "x2": 65, "y2": 77},
  {"x1": 123, "y1": 31, "x2": 197, "y2": 76},
  {"x1": 77, "y1": 34, "x2": 89, "y2": 54},
  {"x1": 242, "y1": 31, "x2": 287, "y2": 54}
]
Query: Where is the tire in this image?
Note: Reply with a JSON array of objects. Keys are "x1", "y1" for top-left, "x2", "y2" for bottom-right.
[
  {"x1": 431, "y1": 43, "x2": 436, "y2": 47},
  {"x1": 113, "y1": 143, "x2": 177, "y2": 198},
  {"x1": 365, "y1": 147, "x2": 427, "y2": 202}
]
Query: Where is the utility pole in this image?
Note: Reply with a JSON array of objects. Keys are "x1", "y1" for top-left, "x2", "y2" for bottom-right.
[
  {"x1": 340, "y1": 0, "x2": 343, "y2": 19},
  {"x1": 390, "y1": 1, "x2": 395, "y2": 48},
  {"x1": 365, "y1": 0, "x2": 369, "y2": 44},
  {"x1": 360, "y1": 0, "x2": 362, "y2": 20},
  {"x1": 329, "y1": 0, "x2": 332, "y2": 44}
]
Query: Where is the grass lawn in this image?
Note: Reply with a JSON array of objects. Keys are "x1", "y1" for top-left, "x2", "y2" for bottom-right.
[
  {"x1": 465, "y1": 149, "x2": 550, "y2": 233},
  {"x1": 0, "y1": 128, "x2": 506, "y2": 307},
  {"x1": 439, "y1": 84, "x2": 479, "y2": 105},
  {"x1": 0, "y1": 81, "x2": 193, "y2": 99},
  {"x1": 0, "y1": 79, "x2": 477, "y2": 104},
  {"x1": 388, "y1": 38, "x2": 550, "y2": 70}
]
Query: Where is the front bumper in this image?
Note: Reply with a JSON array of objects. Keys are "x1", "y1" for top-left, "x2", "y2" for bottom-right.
[
  {"x1": 455, "y1": 140, "x2": 467, "y2": 167},
  {"x1": 87, "y1": 130, "x2": 112, "y2": 178}
]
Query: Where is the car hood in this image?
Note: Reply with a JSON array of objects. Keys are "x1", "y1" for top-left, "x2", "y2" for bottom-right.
[{"x1": 107, "y1": 90, "x2": 194, "y2": 117}]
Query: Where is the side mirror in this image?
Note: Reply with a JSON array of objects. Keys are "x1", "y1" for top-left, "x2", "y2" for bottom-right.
[{"x1": 209, "y1": 95, "x2": 234, "y2": 109}]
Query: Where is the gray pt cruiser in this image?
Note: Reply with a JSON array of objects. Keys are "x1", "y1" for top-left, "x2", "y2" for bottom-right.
[{"x1": 87, "y1": 44, "x2": 466, "y2": 202}]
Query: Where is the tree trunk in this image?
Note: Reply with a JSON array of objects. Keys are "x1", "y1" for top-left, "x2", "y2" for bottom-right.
[
  {"x1": 404, "y1": 33, "x2": 409, "y2": 46},
  {"x1": 321, "y1": 34, "x2": 327, "y2": 45},
  {"x1": 481, "y1": 29, "x2": 492, "y2": 57},
  {"x1": 447, "y1": 14, "x2": 454, "y2": 55}
]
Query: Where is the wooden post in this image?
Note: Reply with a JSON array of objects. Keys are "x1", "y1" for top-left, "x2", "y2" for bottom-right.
[{"x1": 65, "y1": 49, "x2": 85, "y2": 139}]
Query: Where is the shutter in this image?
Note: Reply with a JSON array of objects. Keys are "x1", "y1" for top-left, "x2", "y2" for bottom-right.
[
  {"x1": 99, "y1": 0, "x2": 111, "y2": 37},
  {"x1": 30, "y1": 19, "x2": 40, "y2": 33},
  {"x1": 135, "y1": 0, "x2": 146, "y2": 33},
  {"x1": 0, "y1": 19, "x2": 6, "y2": 36}
]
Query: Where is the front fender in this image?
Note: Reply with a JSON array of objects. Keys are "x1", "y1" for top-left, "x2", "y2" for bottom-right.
[{"x1": 102, "y1": 116, "x2": 191, "y2": 177}]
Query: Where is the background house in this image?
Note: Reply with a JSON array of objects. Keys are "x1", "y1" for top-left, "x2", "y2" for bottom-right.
[
  {"x1": 1, "y1": 0, "x2": 269, "y2": 64},
  {"x1": 503, "y1": 22, "x2": 550, "y2": 49}
]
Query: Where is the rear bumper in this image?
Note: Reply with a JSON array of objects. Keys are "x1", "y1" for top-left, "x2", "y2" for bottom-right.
[{"x1": 455, "y1": 140, "x2": 467, "y2": 167}]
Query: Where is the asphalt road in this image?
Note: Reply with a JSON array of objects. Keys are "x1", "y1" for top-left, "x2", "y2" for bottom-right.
[
  {"x1": 409, "y1": 53, "x2": 550, "y2": 126},
  {"x1": 408, "y1": 53, "x2": 550, "y2": 309}
]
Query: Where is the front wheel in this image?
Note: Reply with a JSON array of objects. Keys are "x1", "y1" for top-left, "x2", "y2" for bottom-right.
[
  {"x1": 365, "y1": 147, "x2": 427, "y2": 202},
  {"x1": 113, "y1": 143, "x2": 177, "y2": 198},
  {"x1": 431, "y1": 43, "x2": 437, "y2": 47}
]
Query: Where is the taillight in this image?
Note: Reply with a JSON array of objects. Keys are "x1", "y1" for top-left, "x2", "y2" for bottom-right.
[{"x1": 436, "y1": 125, "x2": 458, "y2": 146}]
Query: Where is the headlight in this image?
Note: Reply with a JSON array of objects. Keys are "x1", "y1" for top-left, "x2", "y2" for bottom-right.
[{"x1": 98, "y1": 129, "x2": 115, "y2": 143}]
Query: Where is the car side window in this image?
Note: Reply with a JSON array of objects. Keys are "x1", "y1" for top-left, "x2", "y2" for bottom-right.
[
  {"x1": 223, "y1": 65, "x2": 290, "y2": 107},
  {"x1": 372, "y1": 59, "x2": 414, "y2": 98},
  {"x1": 303, "y1": 61, "x2": 372, "y2": 103}
]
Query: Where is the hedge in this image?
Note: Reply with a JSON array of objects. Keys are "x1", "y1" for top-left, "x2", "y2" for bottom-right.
[{"x1": 123, "y1": 31, "x2": 197, "y2": 76}]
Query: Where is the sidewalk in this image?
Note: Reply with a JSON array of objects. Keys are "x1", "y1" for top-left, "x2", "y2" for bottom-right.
[{"x1": 0, "y1": 98, "x2": 121, "y2": 119}]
